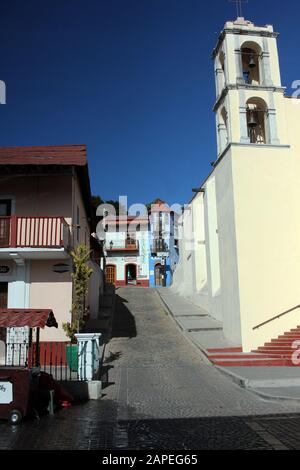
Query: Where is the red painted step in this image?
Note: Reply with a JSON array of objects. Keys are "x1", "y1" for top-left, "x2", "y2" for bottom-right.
[
  {"x1": 208, "y1": 353, "x2": 275, "y2": 359},
  {"x1": 278, "y1": 334, "x2": 300, "y2": 338},
  {"x1": 206, "y1": 347, "x2": 242, "y2": 353},
  {"x1": 211, "y1": 358, "x2": 289, "y2": 366},
  {"x1": 204, "y1": 323, "x2": 300, "y2": 367}
]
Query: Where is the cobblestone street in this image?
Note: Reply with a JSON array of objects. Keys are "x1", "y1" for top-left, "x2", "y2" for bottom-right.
[{"x1": 2, "y1": 287, "x2": 300, "y2": 450}]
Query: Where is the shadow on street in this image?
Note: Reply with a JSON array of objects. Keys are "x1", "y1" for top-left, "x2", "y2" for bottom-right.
[{"x1": 111, "y1": 293, "x2": 137, "y2": 339}]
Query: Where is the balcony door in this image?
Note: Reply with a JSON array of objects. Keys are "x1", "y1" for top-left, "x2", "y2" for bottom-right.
[{"x1": 0, "y1": 200, "x2": 11, "y2": 247}]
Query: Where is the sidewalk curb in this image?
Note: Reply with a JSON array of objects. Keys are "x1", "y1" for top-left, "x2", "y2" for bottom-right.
[
  {"x1": 156, "y1": 290, "x2": 300, "y2": 404},
  {"x1": 155, "y1": 290, "x2": 212, "y2": 366},
  {"x1": 216, "y1": 365, "x2": 300, "y2": 404}
]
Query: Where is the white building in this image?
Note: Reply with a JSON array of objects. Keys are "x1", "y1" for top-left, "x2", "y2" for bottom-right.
[
  {"x1": 105, "y1": 216, "x2": 150, "y2": 287},
  {"x1": 173, "y1": 17, "x2": 300, "y2": 353}
]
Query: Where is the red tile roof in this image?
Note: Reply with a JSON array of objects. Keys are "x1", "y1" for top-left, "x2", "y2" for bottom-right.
[
  {"x1": 0, "y1": 144, "x2": 87, "y2": 166},
  {"x1": 0, "y1": 309, "x2": 58, "y2": 328}
]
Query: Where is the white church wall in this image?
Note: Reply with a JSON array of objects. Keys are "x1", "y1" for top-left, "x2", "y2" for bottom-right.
[
  {"x1": 214, "y1": 153, "x2": 242, "y2": 344},
  {"x1": 171, "y1": 195, "x2": 210, "y2": 312},
  {"x1": 172, "y1": 208, "x2": 195, "y2": 297},
  {"x1": 231, "y1": 144, "x2": 300, "y2": 351}
]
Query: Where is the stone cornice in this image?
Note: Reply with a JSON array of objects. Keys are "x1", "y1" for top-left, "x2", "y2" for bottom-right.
[
  {"x1": 213, "y1": 28, "x2": 279, "y2": 59},
  {"x1": 213, "y1": 84, "x2": 286, "y2": 112},
  {"x1": 212, "y1": 142, "x2": 291, "y2": 169}
]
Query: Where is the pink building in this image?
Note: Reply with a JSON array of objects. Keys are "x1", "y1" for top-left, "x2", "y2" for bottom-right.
[{"x1": 0, "y1": 144, "x2": 103, "y2": 344}]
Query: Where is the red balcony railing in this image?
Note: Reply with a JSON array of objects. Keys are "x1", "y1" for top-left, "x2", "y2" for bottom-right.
[{"x1": 0, "y1": 216, "x2": 70, "y2": 249}]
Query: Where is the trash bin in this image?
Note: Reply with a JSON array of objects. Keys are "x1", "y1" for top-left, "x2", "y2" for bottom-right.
[{"x1": 0, "y1": 367, "x2": 32, "y2": 424}]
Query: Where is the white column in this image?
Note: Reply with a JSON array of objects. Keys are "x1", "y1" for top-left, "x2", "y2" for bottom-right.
[
  {"x1": 267, "y1": 108, "x2": 280, "y2": 145},
  {"x1": 75, "y1": 333, "x2": 103, "y2": 381},
  {"x1": 239, "y1": 106, "x2": 250, "y2": 143},
  {"x1": 215, "y1": 68, "x2": 225, "y2": 96},
  {"x1": 218, "y1": 123, "x2": 228, "y2": 153}
]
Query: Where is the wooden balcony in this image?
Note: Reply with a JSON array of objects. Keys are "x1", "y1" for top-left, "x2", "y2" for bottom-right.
[{"x1": 0, "y1": 216, "x2": 70, "y2": 249}]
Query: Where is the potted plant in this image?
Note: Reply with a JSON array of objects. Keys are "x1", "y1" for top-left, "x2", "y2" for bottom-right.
[{"x1": 63, "y1": 244, "x2": 93, "y2": 372}]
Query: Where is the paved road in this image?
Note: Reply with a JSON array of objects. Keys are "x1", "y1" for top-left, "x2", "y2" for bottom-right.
[{"x1": 2, "y1": 287, "x2": 300, "y2": 450}]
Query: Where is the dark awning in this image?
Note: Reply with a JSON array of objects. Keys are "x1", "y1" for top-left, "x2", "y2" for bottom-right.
[{"x1": 0, "y1": 309, "x2": 58, "y2": 328}]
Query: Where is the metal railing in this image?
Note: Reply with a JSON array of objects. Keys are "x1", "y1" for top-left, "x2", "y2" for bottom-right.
[
  {"x1": 253, "y1": 304, "x2": 300, "y2": 330},
  {"x1": 0, "y1": 342, "x2": 84, "y2": 381},
  {"x1": 151, "y1": 239, "x2": 169, "y2": 253},
  {"x1": 107, "y1": 239, "x2": 139, "y2": 251}
]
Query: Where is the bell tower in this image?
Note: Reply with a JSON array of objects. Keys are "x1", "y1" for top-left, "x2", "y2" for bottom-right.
[
  {"x1": 213, "y1": 17, "x2": 285, "y2": 158},
  {"x1": 205, "y1": 16, "x2": 299, "y2": 353}
]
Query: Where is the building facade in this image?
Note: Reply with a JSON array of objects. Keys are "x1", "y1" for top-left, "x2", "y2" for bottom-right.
[
  {"x1": 149, "y1": 199, "x2": 179, "y2": 287},
  {"x1": 105, "y1": 216, "x2": 150, "y2": 287},
  {"x1": 0, "y1": 145, "x2": 103, "y2": 344},
  {"x1": 105, "y1": 199, "x2": 179, "y2": 288},
  {"x1": 172, "y1": 17, "x2": 300, "y2": 352}
]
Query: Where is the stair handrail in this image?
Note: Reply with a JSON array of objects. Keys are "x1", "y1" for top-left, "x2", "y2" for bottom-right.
[{"x1": 253, "y1": 304, "x2": 300, "y2": 330}]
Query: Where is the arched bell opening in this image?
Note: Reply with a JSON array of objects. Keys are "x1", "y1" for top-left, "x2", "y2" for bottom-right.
[
  {"x1": 241, "y1": 41, "x2": 262, "y2": 85},
  {"x1": 246, "y1": 97, "x2": 268, "y2": 144}
]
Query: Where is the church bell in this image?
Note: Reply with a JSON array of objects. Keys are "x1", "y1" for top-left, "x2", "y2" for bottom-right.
[
  {"x1": 248, "y1": 111, "x2": 258, "y2": 128},
  {"x1": 248, "y1": 54, "x2": 256, "y2": 68}
]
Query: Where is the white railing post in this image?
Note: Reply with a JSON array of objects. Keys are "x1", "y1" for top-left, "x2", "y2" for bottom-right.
[{"x1": 75, "y1": 333, "x2": 102, "y2": 381}]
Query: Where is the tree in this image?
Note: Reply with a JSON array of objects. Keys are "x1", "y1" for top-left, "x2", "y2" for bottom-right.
[
  {"x1": 92, "y1": 195, "x2": 126, "y2": 216},
  {"x1": 63, "y1": 245, "x2": 93, "y2": 342}
]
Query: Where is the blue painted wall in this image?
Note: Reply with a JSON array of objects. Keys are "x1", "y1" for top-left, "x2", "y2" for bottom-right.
[{"x1": 148, "y1": 211, "x2": 179, "y2": 288}]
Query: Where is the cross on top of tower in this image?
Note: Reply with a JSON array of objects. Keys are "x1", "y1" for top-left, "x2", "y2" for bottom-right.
[{"x1": 229, "y1": 0, "x2": 248, "y2": 18}]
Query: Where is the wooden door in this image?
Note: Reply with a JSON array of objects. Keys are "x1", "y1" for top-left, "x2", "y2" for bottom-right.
[
  {"x1": 154, "y1": 264, "x2": 163, "y2": 286},
  {"x1": 106, "y1": 265, "x2": 116, "y2": 285}
]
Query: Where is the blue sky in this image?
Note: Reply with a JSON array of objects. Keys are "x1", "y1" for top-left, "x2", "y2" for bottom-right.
[{"x1": 0, "y1": 0, "x2": 299, "y2": 206}]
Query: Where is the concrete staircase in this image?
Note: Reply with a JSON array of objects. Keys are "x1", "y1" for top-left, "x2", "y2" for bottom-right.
[{"x1": 207, "y1": 326, "x2": 300, "y2": 366}]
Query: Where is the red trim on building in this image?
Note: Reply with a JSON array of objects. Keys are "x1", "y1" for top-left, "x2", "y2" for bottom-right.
[
  {"x1": 115, "y1": 279, "x2": 149, "y2": 288},
  {"x1": 136, "y1": 280, "x2": 149, "y2": 287}
]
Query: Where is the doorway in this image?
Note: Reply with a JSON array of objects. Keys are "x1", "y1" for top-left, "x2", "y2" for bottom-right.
[
  {"x1": 126, "y1": 264, "x2": 137, "y2": 286},
  {"x1": 0, "y1": 200, "x2": 11, "y2": 247},
  {"x1": 106, "y1": 265, "x2": 116, "y2": 285},
  {"x1": 154, "y1": 263, "x2": 163, "y2": 286},
  {"x1": 0, "y1": 200, "x2": 11, "y2": 216}
]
